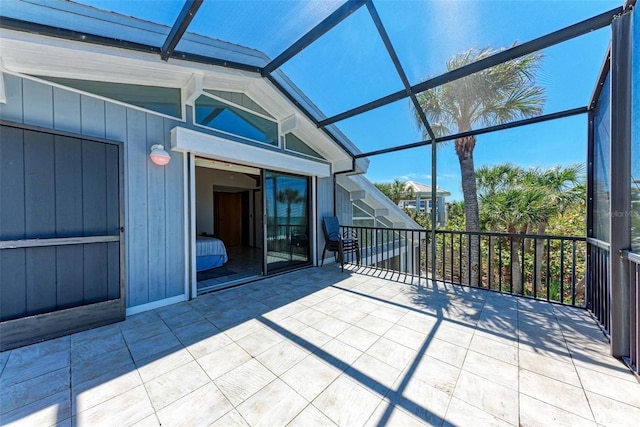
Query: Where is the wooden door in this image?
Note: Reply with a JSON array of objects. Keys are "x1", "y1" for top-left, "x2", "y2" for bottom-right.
[{"x1": 214, "y1": 192, "x2": 242, "y2": 246}]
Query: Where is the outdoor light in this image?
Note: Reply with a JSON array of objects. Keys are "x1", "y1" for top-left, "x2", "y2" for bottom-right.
[{"x1": 149, "y1": 144, "x2": 171, "y2": 166}]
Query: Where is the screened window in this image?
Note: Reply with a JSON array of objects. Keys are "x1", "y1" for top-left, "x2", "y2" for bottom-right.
[
  {"x1": 353, "y1": 219, "x2": 375, "y2": 227},
  {"x1": 33, "y1": 76, "x2": 181, "y2": 117},
  {"x1": 377, "y1": 217, "x2": 393, "y2": 228},
  {"x1": 631, "y1": 7, "x2": 640, "y2": 251},
  {"x1": 353, "y1": 200, "x2": 375, "y2": 218},
  {"x1": 194, "y1": 95, "x2": 278, "y2": 146},
  {"x1": 592, "y1": 73, "x2": 611, "y2": 242},
  {"x1": 352, "y1": 200, "x2": 391, "y2": 229},
  {"x1": 285, "y1": 133, "x2": 324, "y2": 160}
]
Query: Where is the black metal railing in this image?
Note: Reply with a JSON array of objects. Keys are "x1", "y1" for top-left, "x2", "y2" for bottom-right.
[
  {"x1": 586, "y1": 238, "x2": 611, "y2": 333},
  {"x1": 267, "y1": 224, "x2": 309, "y2": 258},
  {"x1": 436, "y1": 230, "x2": 587, "y2": 306},
  {"x1": 622, "y1": 249, "x2": 640, "y2": 377},
  {"x1": 341, "y1": 225, "x2": 587, "y2": 307},
  {"x1": 341, "y1": 226, "x2": 426, "y2": 276}
]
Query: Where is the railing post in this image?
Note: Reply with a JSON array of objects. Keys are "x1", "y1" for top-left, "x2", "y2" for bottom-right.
[
  {"x1": 572, "y1": 240, "x2": 577, "y2": 306},
  {"x1": 478, "y1": 233, "x2": 482, "y2": 288},
  {"x1": 533, "y1": 237, "x2": 538, "y2": 298},
  {"x1": 499, "y1": 236, "x2": 503, "y2": 291},
  {"x1": 560, "y1": 239, "x2": 565, "y2": 302},
  {"x1": 450, "y1": 232, "x2": 454, "y2": 283},
  {"x1": 546, "y1": 238, "x2": 551, "y2": 302},
  {"x1": 467, "y1": 234, "x2": 472, "y2": 287},
  {"x1": 459, "y1": 233, "x2": 463, "y2": 285}
]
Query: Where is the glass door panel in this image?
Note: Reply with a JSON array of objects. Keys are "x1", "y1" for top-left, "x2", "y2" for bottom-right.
[{"x1": 265, "y1": 171, "x2": 310, "y2": 273}]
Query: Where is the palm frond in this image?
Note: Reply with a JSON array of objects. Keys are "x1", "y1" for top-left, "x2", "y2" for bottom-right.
[{"x1": 414, "y1": 45, "x2": 545, "y2": 136}]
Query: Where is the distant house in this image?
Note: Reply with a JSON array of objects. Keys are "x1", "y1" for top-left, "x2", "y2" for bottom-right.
[{"x1": 398, "y1": 181, "x2": 451, "y2": 226}]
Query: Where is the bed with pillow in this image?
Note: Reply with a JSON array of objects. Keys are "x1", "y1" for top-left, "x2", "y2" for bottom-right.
[{"x1": 196, "y1": 236, "x2": 228, "y2": 272}]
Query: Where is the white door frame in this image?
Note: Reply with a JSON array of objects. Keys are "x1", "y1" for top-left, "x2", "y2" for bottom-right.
[
  {"x1": 186, "y1": 153, "x2": 320, "y2": 299},
  {"x1": 188, "y1": 153, "x2": 197, "y2": 299}
]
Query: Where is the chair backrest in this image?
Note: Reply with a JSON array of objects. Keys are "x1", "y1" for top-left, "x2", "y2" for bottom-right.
[{"x1": 322, "y1": 216, "x2": 341, "y2": 241}]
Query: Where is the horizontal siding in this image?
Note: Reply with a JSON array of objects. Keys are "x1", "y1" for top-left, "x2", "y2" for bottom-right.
[{"x1": 1, "y1": 75, "x2": 186, "y2": 309}]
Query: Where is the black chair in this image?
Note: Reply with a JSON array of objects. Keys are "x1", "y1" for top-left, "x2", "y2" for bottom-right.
[{"x1": 321, "y1": 216, "x2": 360, "y2": 272}]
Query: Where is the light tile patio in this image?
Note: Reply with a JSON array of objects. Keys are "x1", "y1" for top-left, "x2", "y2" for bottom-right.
[{"x1": 1, "y1": 264, "x2": 639, "y2": 427}]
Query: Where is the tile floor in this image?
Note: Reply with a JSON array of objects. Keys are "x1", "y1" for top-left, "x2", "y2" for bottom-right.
[
  {"x1": 1, "y1": 265, "x2": 639, "y2": 426},
  {"x1": 198, "y1": 246, "x2": 263, "y2": 292}
]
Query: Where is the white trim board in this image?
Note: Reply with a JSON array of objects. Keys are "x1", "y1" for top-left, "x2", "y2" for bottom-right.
[
  {"x1": 126, "y1": 294, "x2": 188, "y2": 316},
  {"x1": 171, "y1": 127, "x2": 331, "y2": 178},
  {"x1": 311, "y1": 176, "x2": 318, "y2": 266},
  {"x1": 189, "y1": 153, "x2": 197, "y2": 300},
  {"x1": 183, "y1": 153, "x2": 191, "y2": 300}
]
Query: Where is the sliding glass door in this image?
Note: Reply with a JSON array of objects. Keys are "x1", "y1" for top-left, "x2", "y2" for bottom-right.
[{"x1": 264, "y1": 171, "x2": 310, "y2": 273}]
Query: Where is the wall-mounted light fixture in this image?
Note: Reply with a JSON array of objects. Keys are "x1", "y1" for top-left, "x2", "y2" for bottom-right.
[{"x1": 149, "y1": 144, "x2": 171, "y2": 166}]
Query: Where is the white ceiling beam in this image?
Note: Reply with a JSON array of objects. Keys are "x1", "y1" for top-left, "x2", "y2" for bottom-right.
[
  {"x1": 280, "y1": 114, "x2": 298, "y2": 134},
  {"x1": 182, "y1": 73, "x2": 203, "y2": 106},
  {"x1": 171, "y1": 127, "x2": 331, "y2": 177},
  {"x1": 0, "y1": 58, "x2": 6, "y2": 104},
  {"x1": 350, "y1": 190, "x2": 366, "y2": 201}
]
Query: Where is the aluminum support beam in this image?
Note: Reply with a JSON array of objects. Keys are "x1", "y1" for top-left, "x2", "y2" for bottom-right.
[
  {"x1": 161, "y1": 0, "x2": 203, "y2": 61},
  {"x1": 318, "y1": 7, "x2": 622, "y2": 127},
  {"x1": 262, "y1": 0, "x2": 367, "y2": 76},
  {"x1": 265, "y1": 74, "x2": 355, "y2": 158},
  {"x1": 365, "y1": 1, "x2": 436, "y2": 141},
  {"x1": 354, "y1": 106, "x2": 588, "y2": 159}
]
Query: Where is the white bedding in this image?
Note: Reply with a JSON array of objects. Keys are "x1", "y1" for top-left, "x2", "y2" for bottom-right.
[
  {"x1": 196, "y1": 236, "x2": 228, "y2": 258},
  {"x1": 195, "y1": 236, "x2": 229, "y2": 272}
]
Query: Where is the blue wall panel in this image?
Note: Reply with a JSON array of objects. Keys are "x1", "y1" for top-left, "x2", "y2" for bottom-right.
[
  {"x1": 4, "y1": 75, "x2": 187, "y2": 310},
  {"x1": 22, "y1": 79, "x2": 53, "y2": 128},
  {"x1": 0, "y1": 74, "x2": 23, "y2": 122},
  {"x1": 146, "y1": 114, "x2": 167, "y2": 301},
  {"x1": 164, "y1": 118, "x2": 186, "y2": 297}
]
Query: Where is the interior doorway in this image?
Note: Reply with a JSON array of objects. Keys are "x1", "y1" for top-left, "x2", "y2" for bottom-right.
[
  {"x1": 214, "y1": 192, "x2": 243, "y2": 247},
  {"x1": 192, "y1": 158, "x2": 314, "y2": 294},
  {"x1": 194, "y1": 158, "x2": 262, "y2": 293}
]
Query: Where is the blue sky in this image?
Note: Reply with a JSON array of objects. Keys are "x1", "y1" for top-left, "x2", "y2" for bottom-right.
[{"x1": 78, "y1": 0, "x2": 620, "y2": 200}]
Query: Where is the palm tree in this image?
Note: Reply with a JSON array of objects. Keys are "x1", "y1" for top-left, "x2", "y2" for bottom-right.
[
  {"x1": 445, "y1": 201, "x2": 466, "y2": 230},
  {"x1": 477, "y1": 163, "x2": 523, "y2": 285},
  {"x1": 277, "y1": 188, "x2": 305, "y2": 248},
  {"x1": 522, "y1": 165, "x2": 584, "y2": 289},
  {"x1": 374, "y1": 179, "x2": 414, "y2": 205},
  {"x1": 481, "y1": 186, "x2": 548, "y2": 294},
  {"x1": 414, "y1": 46, "x2": 545, "y2": 284},
  {"x1": 477, "y1": 163, "x2": 584, "y2": 294},
  {"x1": 476, "y1": 164, "x2": 523, "y2": 202}
]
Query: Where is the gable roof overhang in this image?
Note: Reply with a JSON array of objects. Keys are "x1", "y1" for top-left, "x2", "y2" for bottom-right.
[{"x1": 0, "y1": 0, "x2": 370, "y2": 174}]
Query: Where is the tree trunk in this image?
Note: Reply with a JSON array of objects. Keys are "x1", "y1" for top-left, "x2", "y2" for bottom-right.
[
  {"x1": 522, "y1": 224, "x2": 532, "y2": 253},
  {"x1": 287, "y1": 204, "x2": 292, "y2": 236},
  {"x1": 511, "y1": 236, "x2": 523, "y2": 294},
  {"x1": 456, "y1": 136, "x2": 480, "y2": 286},
  {"x1": 488, "y1": 229, "x2": 499, "y2": 287}
]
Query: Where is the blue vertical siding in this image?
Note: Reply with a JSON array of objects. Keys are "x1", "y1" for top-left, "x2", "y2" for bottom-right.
[{"x1": 0, "y1": 74, "x2": 186, "y2": 309}]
